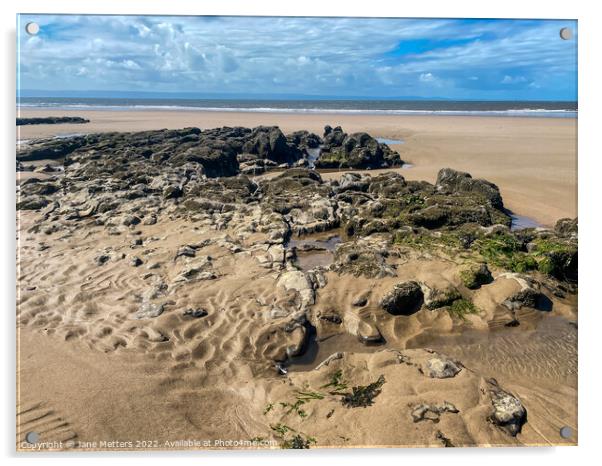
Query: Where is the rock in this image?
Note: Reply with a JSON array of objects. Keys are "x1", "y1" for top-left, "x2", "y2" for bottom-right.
[
  {"x1": 242, "y1": 126, "x2": 303, "y2": 165},
  {"x1": 131, "y1": 238, "x2": 143, "y2": 247},
  {"x1": 411, "y1": 402, "x2": 459, "y2": 422},
  {"x1": 133, "y1": 302, "x2": 164, "y2": 319},
  {"x1": 175, "y1": 245, "x2": 196, "y2": 260},
  {"x1": 95, "y1": 254, "x2": 110, "y2": 266},
  {"x1": 424, "y1": 355, "x2": 462, "y2": 379},
  {"x1": 130, "y1": 256, "x2": 143, "y2": 267},
  {"x1": 163, "y1": 185, "x2": 183, "y2": 199},
  {"x1": 143, "y1": 215, "x2": 158, "y2": 226},
  {"x1": 183, "y1": 308, "x2": 208, "y2": 318},
  {"x1": 421, "y1": 283, "x2": 462, "y2": 310},
  {"x1": 17, "y1": 116, "x2": 89, "y2": 126},
  {"x1": 122, "y1": 215, "x2": 141, "y2": 227},
  {"x1": 277, "y1": 270, "x2": 315, "y2": 308},
  {"x1": 436, "y1": 168, "x2": 504, "y2": 209},
  {"x1": 380, "y1": 281, "x2": 424, "y2": 316},
  {"x1": 332, "y1": 237, "x2": 396, "y2": 279},
  {"x1": 554, "y1": 217, "x2": 578, "y2": 238},
  {"x1": 487, "y1": 379, "x2": 527, "y2": 436},
  {"x1": 502, "y1": 287, "x2": 550, "y2": 311},
  {"x1": 344, "y1": 310, "x2": 384, "y2": 345},
  {"x1": 460, "y1": 263, "x2": 493, "y2": 289},
  {"x1": 16, "y1": 195, "x2": 51, "y2": 210},
  {"x1": 316, "y1": 128, "x2": 403, "y2": 169},
  {"x1": 141, "y1": 282, "x2": 167, "y2": 301},
  {"x1": 286, "y1": 130, "x2": 322, "y2": 150}
]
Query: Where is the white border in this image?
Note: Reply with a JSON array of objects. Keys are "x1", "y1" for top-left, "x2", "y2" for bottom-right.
[{"x1": 2, "y1": 1, "x2": 601, "y2": 465}]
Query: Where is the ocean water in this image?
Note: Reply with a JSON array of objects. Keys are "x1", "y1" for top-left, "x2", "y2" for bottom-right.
[{"x1": 17, "y1": 97, "x2": 577, "y2": 118}]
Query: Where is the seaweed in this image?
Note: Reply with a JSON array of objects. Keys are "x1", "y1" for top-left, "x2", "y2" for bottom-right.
[
  {"x1": 281, "y1": 434, "x2": 316, "y2": 449},
  {"x1": 270, "y1": 423, "x2": 316, "y2": 449},
  {"x1": 341, "y1": 375, "x2": 386, "y2": 408},
  {"x1": 321, "y1": 369, "x2": 349, "y2": 394},
  {"x1": 447, "y1": 298, "x2": 480, "y2": 320}
]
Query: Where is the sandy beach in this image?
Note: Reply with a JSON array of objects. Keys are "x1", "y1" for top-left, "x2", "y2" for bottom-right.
[
  {"x1": 16, "y1": 111, "x2": 578, "y2": 450},
  {"x1": 17, "y1": 109, "x2": 577, "y2": 227}
]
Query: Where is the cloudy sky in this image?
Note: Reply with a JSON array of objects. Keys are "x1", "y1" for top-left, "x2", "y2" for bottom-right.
[{"x1": 17, "y1": 15, "x2": 577, "y2": 100}]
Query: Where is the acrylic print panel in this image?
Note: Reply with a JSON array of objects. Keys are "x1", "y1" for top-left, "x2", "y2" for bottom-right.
[{"x1": 16, "y1": 14, "x2": 577, "y2": 451}]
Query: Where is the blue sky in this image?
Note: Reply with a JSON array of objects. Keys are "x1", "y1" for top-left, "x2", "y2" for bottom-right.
[{"x1": 17, "y1": 15, "x2": 577, "y2": 100}]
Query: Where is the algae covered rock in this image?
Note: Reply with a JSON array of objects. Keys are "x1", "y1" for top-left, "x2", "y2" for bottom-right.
[
  {"x1": 380, "y1": 281, "x2": 424, "y2": 316},
  {"x1": 436, "y1": 168, "x2": 504, "y2": 210},
  {"x1": 460, "y1": 263, "x2": 493, "y2": 289}
]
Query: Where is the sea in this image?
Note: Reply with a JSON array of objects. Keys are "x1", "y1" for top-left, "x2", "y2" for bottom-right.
[{"x1": 18, "y1": 97, "x2": 577, "y2": 118}]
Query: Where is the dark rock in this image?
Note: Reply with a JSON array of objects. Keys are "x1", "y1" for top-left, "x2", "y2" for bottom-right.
[
  {"x1": 95, "y1": 254, "x2": 110, "y2": 266},
  {"x1": 17, "y1": 116, "x2": 89, "y2": 126},
  {"x1": 380, "y1": 281, "x2": 424, "y2": 316},
  {"x1": 436, "y1": 168, "x2": 504, "y2": 210},
  {"x1": 130, "y1": 256, "x2": 143, "y2": 267},
  {"x1": 554, "y1": 217, "x2": 578, "y2": 238},
  {"x1": 183, "y1": 308, "x2": 208, "y2": 318},
  {"x1": 316, "y1": 127, "x2": 403, "y2": 169},
  {"x1": 460, "y1": 263, "x2": 493, "y2": 289},
  {"x1": 242, "y1": 126, "x2": 303, "y2": 165},
  {"x1": 163, "y1": 185, "x2": 183, "y2": 199},
  {"x1": 502, "y1": 287, "x2": 552, "y2": 311}
]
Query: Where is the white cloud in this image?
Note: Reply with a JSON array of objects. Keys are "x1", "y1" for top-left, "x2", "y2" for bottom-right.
[{"x1": 16, "y1": 15, "x2": 577, "y2": 99}]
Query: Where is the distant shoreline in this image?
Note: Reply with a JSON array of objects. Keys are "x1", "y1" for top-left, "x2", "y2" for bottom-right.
[{"x1": 17, "y1": 98, "x2": 578, "y2": 119}]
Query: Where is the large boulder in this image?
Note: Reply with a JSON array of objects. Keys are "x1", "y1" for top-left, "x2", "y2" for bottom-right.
[
  {"x1": 242, "y1": 126, "x2": 303, "y2": 165},
  {"x1": 436, "y1": 168, "x2": 504, "y2": 210},
  {"x1": 315, "y1": 126, "x2": 403, "y2": 169}
]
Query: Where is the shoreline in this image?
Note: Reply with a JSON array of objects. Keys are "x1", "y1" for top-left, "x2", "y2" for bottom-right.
[{"x1": 16, "y1": 108, "x2": 577, "y2": 227}]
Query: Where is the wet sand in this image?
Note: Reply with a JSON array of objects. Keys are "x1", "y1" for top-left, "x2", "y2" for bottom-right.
[
  {"x1": 16, "y1": 110, "x2": 578, "y2": 450},
  {"x1": 17, "y1": 108, "x2": 577, "y2": 227}
]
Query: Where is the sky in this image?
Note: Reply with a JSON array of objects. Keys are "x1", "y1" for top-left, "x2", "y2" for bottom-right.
[{"x1": 17, "y1": 15, "x2": 578, "y2": 101}]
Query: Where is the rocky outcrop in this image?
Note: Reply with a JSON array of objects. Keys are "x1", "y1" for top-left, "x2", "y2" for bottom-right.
[
  {"x1": 436, "y1": 168, "x2": 504, "y2": 210},
  {"x1": 17, "y1": 116, "x2": 89, "y2": 126},
  {"x1": 242, "y1": 126, "x2": 304, "y2": 165},
  {"x1": 315, "y1": 126, "x2": 403, "y2": 169}
]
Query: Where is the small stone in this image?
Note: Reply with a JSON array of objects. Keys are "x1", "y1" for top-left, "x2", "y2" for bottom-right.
[
  {"x1": 411, "y1": 402, "x2": 459, "y2": 423},
  {"x1": 425, "y1": 356, "x2": 462, "y2": 379},
  {"x1": 175, "y1": 245, "x2": 196, "y2": 260},
  {"x1": 95, "y1": 254, "x2": 110, "y2": 266},
  {"x1": 183, "y1": 308, "x2": 208, "y2": 318},
  {"x1": 130, "y1": 256, "x2": 143, "y2": 267},
  {"x1": 133, "y1": 302, "x2": 164, "y2": 320},
  {"x1": 122, "y1": 215, "x2": 141, "y2": 227}
]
